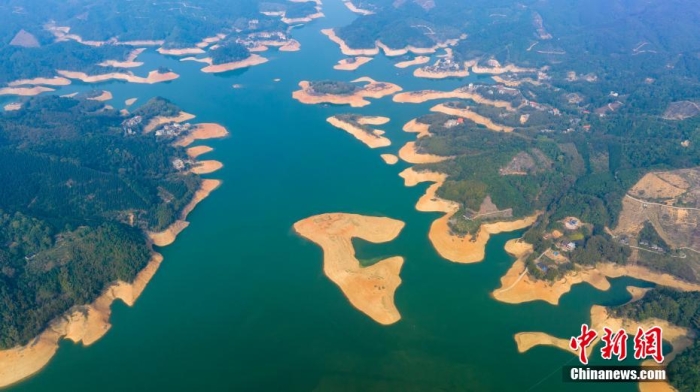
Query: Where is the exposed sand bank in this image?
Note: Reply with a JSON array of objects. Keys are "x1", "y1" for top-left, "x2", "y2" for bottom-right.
[
  {"x1": 403, "y1": 119, "x2": 432, "y2": 138},
  {"x1": 492, "y1": 240, "x2": 700, "y2": 305},
  {"x1": 334, "y1": 56, "x2": 373, "y2": 71},
  {"x1": 57, "y1": 70, "x2": 179, "y2": 84},
  {"x1": 0, "y1": 86, "x2": 54, "y2": 96},
  {"x1": 125, "y1": 98, "x2": 138, "y2": 106},
  {"x1": 189, "y1": 160, "x2": 223, "y2": 175},
  {"x1": 279, "y1": 39, "x2": 301, "y2": 52},
  {"x1": 174, "y1": 123, "x2": 229, "y2": 148},
  {"x1": 0, "y1": 252, "x2": 163, "y2": 388},
  {"x1": 414, "y1": 67, "x2": 469, "y2": 79},
  {"x1": 7, "y1": 77, "x2": 71, "y2": 87},
  {"x1": 293, "y1": 213, "x2": 405, "y2": 325},
  {"x1": 394, "y1": 88, "x2": 516, "y2": 111},
  {"x1": 356, "y1": 116, "x2": 390, "y2": 126},
  {"x1": 321, "y1": 29, "x2": 380, "y2": 56},
  {"x1": 395, "y1": 56, "x2": 431, "y2": 69},
  {"x1": 200, "y1": 54, "x2": 269, "y2": 73},
  {"x1": 143, "y1": 112, "x2": 196, "y2": 134},
  {"x1": 327, "y1": 116, "x2": 391, "y2": 148},
  {"x1": 431, "y1": 103, "x2": 514, "y2": 132},
  {"x1": 148, "y1": 179, "x2": 222, "y2": 247},
  {"x1": 87, "y1": 90, "x2": 113, "y2": 102},
  {"x1": 292, "y1": 78, "x2": 402, "y2": 107},
  {"x1": 282, "y1": 11, "x2": 325, "y2": 24},
  {"x1": 342, "y1": 0, "x2": 374, "y2": 15},
  {"x1": 3, "y1": 103, "x2": 22, "y2": 111},
  {"x1": 99, "y1": 48, "x2": 146, "y2": 68},
  {"x1": 186, "y1": 146, "x2": 214, "y2": 159},
  {"x1": 157, "y1": 47, "x2": 205, "y2": 56},
  {"x1": 380, "y1": 154, "x2": 399, "y2": 165},
  {"x1": 398, "y1": 141, "x2": 451, "y2": 164}
]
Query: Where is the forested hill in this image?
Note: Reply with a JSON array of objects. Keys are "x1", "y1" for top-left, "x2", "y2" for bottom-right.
[
  {"x1": 611, "y1": 288, "x2": 700, "y2": 392},
  {"x1": 0, "y1": 96, "x2": 200, "y2": 349}
]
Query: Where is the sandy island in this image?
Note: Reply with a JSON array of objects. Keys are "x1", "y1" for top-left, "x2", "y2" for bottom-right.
[
  {"x1": 292, "y1": 77, "x2": 402, "y2": 108},
  {"x1": 431, "y1": 103, "x2": 514, "y2": 132},
  {"x1": 3, "y1": 103, "x2": 22, "y2": 111},
  {"x1": 157, "y1": 47, "x2": 205, "y2": 56},
  {"x1": 399, "y1": 167, "x2": 538, "y2": 263},
  {"x1": 0, "y1": 86, "x2": 54, "y2": 96},
  {"x1": 380, "y1": 154, "x2": 399, "y2": 165},
  {"x1": 87, "y1": 90, "x2": 112, "y2": 102},
  {"x1": 143, "y1": 112, "x2": 196, "y2": 134},
  {"x1": 398, "y1": 141, "x2": 452, "y2": 164},
  {"x1": 514, "y1": 305, "x2": 695, "y2": 392},
  {"x1": 200, "y1": 54, "x2": 269, "y2": 73},
  {"x1": 327, "y1": 116, "x2": 391, "y2": 148},
  {"x1": 492, "y1": 239, "x2": 700, "y2": 305},
  {"x1": 394, "y1": 88, "x2": 516, "y2": 111},
  {"x1": 125, "y1": 98, "x2": 138, "y2": 106},
  {"x1": 57, "y1": 70, "x2": 179, "y2": 84},
  {"x1": 293, "y1": 213, "x2": 405, "y2": 325},
  {"x1": 395, "y1": 56, "x2": 431, "y2": 69},
  {"x1": 334, "y1": 56, "x2": 373, "y2": 71}
]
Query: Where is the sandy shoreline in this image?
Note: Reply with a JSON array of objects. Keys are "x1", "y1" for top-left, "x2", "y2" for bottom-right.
[
  {"x1": 99, "y1": 48, "x2": 146, "y2": 68},
  {"x1": 57, "y1": 70, "x2": 179, "y2": 84},
  {"x1": 399, "y1": 167, "x2": 537, "y2": 263},
  {"x1": 414, "y1": 67, "x2": 469, "y2": 79},
  {"x1": 125, "y1": 98, "x2": 138, "y2": 106},
  {"x1": 342, "y1": 0, "x2": 374, "y2": 15},
  {"x1": 87, "y1": 90, "x2": 113, "y2": 102},
  {"x1": 157, "y1": 47, "x2": 205, "y2": 56},
  {"x1": 431, "y1": 103, "x2": 514, "y2": 132},
  {"x1": 0, "y1": 251, "x2": 164, "y2": 388},
  {"x1": 0, "y1": 86, "x2": 54, "y2": 96},
  {"x1": 398, "y1": 141, "x2": 451, "y2": 164},
  {"x1": 186, "y1": 146, "x2": 214, "y2": 159},
  {"x1": 380, "y1": 154, "x2": 399, "y2": 165},
  {"x1": 492, "y1": 240, "x2": 700, "y2": 305},
  {"x1": 189, "y1": 160, "x2": 223, "y2": 174},
  {"x1": 3, "y1": 103, "x2": 22, "y2": 111},
  {"x1": 321, "y1": 29, "x2": 379, "y2": 56},
  {"x1": 394, "y1": 88, "x2": 516, "y2": 111},
  {"x1": 327, "y1": 116, "x2": 391, "y2": 148},
  {"x1": 7, "y1": 77, "x2": 71, "y2": 87},
  {"x1": 200, "y1": 54, "x2": 268, "y2": 73},
  {"x1": 173, "y1": 123, "x2": 229, "y2": 148},
  {"x1": 395, "y1": 56, "x2": 430, "y2": 69},
  {"x1": 403, "y1": 119, "x2": 432, "y2": 138},
  {"x1": 334, "y1": 56, "x2": 373, "y2": 71},
  {"x1": 293, "y1": 213, "x2": 405, "y2": 325},
  {"x1": 143, "y1": 112, "x2": 196, "y2": 134},
  {"x1": 282, "y1": 11, "x2": 325, "y2": 24},
  {"x1": 292, "y1": 78, "x2": 402, "y2": 107},
  {"x1": 322, "y1": 29, "x2": 461, "y2": 57}
]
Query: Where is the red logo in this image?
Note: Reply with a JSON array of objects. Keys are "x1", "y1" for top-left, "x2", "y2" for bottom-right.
[
  {"x1": 633, "y1": 326, "x2": 664, "y2": 363},
  {"x1": 569, "y1": 324, "x2": 598, "y2": 365},
  {"x1": 570, "y1": 325, "x2": 664, "y2": 364}
]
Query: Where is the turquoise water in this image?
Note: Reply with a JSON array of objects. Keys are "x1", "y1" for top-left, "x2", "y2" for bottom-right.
[{"x1": 8, "y1": 2, "x2": 657, "y2": 391}]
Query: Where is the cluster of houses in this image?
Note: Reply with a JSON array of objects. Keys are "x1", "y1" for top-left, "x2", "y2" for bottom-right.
[
  {"x1": 122, "y1": 115, "x2": 143, "y2": 135},
  {"x1": 421, "y1": 58, "x2": 464, "y2": 74},
  {"x1": 155, "y1": 122, "x2": 192, "y2": 138},
  {"x1": 444, "y1": 118, "x2": 465, "y2": 128},
  {"x1": 236, "y1": 31, "x2": 288, "y2": 49},
  {"x1": 639, "y1": 241, "x2": 666, "y2": 253}
]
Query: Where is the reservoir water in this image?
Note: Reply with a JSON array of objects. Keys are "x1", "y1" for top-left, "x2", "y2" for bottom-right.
[{"x1": 8, "y1": 2, "x2": 654, "y2": 391}]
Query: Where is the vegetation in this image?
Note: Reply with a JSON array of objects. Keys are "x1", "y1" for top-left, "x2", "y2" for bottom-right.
[
  {"x1": 0, "y1": 96, "x2": 200, "y2": 349},
  {"x1": 611, "y1": 287, "x2": 700, "y2": 391},
  {"x1": 309, "y1": 80, "x2": 358, "y2": 95},
  {"x1": 211, "y1": 42, "x2": 251, "y2": 65}
]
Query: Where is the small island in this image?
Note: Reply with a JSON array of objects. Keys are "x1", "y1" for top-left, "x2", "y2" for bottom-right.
[
  {"x1": 326, "y1": 114, "x2": 391, "y2": 148},
  {"x1": 292, "y1": 77, "x2": 402, "y2": 107},
  {"x1": 293, "y1": 213, "x2": 405, "y2": 325}
]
